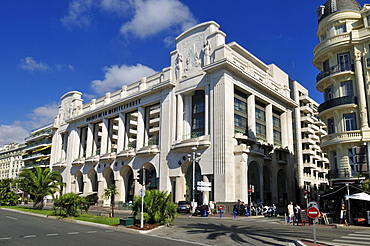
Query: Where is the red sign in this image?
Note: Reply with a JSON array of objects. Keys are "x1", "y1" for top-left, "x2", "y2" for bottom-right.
[
  {"x1": 219, "y1": 205, "x2": 223, "y2": 210},
  {"x1": 248, "y1": 188, "x2": 252, "y2": 193},
  {"x1": 307, "y1": 207, "x2": 319, "y2": 219}
]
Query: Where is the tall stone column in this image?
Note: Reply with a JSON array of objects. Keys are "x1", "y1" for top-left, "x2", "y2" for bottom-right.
[
  {"x1": 265, "y1": 104, "x2": 273, "y2": 143},
  {"x1": 117, "y1": 113, "x2": 126, "y2": 152},
  {"x1": 177, "y1": 94, "x2": 184, "y2": 141},
  {"x1": 354, "y1": 49, "x2": 370, "y2": 130},
  {"x1": 136, "y1": 106, "x2": 145, "y2": 149},
  {"x1": 205, "y1": 85, "x2": 210, "y2": 135},
  {"x1": 100, "y1": 118, "x2": 108, "y2": 155},
  {"x1": 86, "y1": 123, "x2": 94, "y2": 157},
  {"x1": 247, "y1": 94, "x2": 256, "y2": 137}
]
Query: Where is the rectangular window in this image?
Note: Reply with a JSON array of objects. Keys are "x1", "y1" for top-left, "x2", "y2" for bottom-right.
[
  {"x1": 335, "y1": 24, "x2": 347, "y2": 35},
  {"x1": 234, "y1": 98, "x2": 246, "y2": 112},
  {"x1": 273, "y1": 116, "x2": 280, "y2": 128},
  {"x1": 324, "y1": 86, "x2": 333, "y2": 101},
  {"x1": 323, "y1": 59, "x2": 330, "y2": 73},
  {"x1": 193, "y1": 101, "x2": 204, "y2": 114},
  {"x1": 327, "y1": 117, "x2": 335, "y2": 134},
  {"x1": 234, "y1": 114, "x2": 247, "y2": 128},
  {"x1": 340, "y1": 81, "x2": 353, "y2": 97},
  {"x1": 256, "y1": 123, "x2": 266, "y2": 136},
  {"x1": 256, "y1": 108, "x2": 265, "y2": 121},
  {"x1": 343, "y1": 113, "x2": 357, "y2": 131},
  {"x1": 273, "y1": 129, "x2": 281, "y2": 143},
  {"x1": 338, "y1": 53, "x2": 350, "y2": 71}
]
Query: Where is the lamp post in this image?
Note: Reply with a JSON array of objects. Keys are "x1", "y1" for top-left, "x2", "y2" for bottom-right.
[{"x1": 188, "y1": 146, "x2": 201, "y2": 214}]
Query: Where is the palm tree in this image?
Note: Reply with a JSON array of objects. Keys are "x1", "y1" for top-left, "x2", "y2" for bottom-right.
[
  {"x1": 17, "y1": 166, "x2": 64, "y2": 210},
  {"x1": 102, "y1": 184, "x2": 119, "y2": 217}
]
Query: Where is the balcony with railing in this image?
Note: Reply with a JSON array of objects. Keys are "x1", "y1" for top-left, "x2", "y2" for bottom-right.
[
  {"x1": 316, "y1": 63, "x2": 353, "y2": 84},
  {"x1": 328, "y1": 168, "x2": 351, "y2": 179},
  {"x1": 318, "y1": 96, "x2": 357, "y2": 113}
]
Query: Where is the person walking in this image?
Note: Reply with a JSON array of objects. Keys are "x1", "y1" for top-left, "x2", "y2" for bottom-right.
[
  {"x1": 340, "y1": 203, "x2": 349, "y2": 226},
  {"x1": 293, "y1": 203, "x2": 301, "y2": 225},
  {"x1": 287, "y1": 201, "x2": 294, "y2": 224}
]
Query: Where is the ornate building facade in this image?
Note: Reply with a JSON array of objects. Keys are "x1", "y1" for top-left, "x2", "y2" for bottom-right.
[
  {"x1": 48, "y1": 21, "x2": 327, "y2": 207},
  {"x1": 314, "y1": 0, "x2": 370, "y2": 189}
]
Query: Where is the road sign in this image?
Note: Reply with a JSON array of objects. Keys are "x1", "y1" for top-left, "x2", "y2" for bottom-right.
[
  {"x1": 197, "y1": 186, "x2": 211, "y2": 191},
  {"x1": 139, "y1": 189, "x2": 145, "y2": 197},
  {"x1": 307, "y1": 206, "x2": 319, "y2": 219},
  {"x1": 197, "y1": 181, "x2": 211, "y2": 186},
  {"x1": 219, "y1": 205, "x2": 223, "y2": 210}
]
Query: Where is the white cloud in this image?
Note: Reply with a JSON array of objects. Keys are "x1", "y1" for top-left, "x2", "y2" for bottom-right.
[
  {"x1": 61, "y1": 0, "x2": 196, "y2": 40},
  {"x1": 19, "y1": 57, "x2": 50, "y2": 72},
  {"x1": 0, "y1": 124, "x2": 29, "y2": 146},
  {"x1": 0, "y1": 103, "x2": 59, "y2": 146},
  {"x1": 91, "y1": 64, "x2": 156, "y2": 95},
  {"x1": 61, "y1": 0, "x2": 94, "y2": 29},
  {"x1": 120, "y1": 0, "x2": 196, "y2": 38},
  {"x1": 25, "y1": 103, "x2": 60, "y2": 130}
]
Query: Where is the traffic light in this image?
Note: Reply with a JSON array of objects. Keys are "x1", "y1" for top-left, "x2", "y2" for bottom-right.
[{"x1": 137, "y1": 168, "x2": 150, "y2": 185}]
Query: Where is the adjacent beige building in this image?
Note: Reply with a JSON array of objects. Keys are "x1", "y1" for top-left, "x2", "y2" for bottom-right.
[{"x1": 0, "y1": 143, "x2": 25, "y2": 180}]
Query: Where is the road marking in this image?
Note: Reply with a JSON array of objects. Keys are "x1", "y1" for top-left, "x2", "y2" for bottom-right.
[
  {"x1": 68, "y1": 232, "x2": 79, "y2": 235},
  {"x1": 0, "y1": 237, "x2": 11, "y2": 240},
  {"x1": 46, "y1": 233, "x2": 59, "y2": 236},
  {"x1": 87, "y1": 231, "x2": 97, "y2": 233},
  {"x1": 333, "y1": 239, "x2": 370, "y2": 245},
  {"x1": 105, "y1": 230, "x2": 115, "y2": 233},
  {"x1": 6, "y1": 216, "x2": 18, "y2": 220},
  {"x1": 23, "y1": 235, "x2": 36, "y2": 238}
]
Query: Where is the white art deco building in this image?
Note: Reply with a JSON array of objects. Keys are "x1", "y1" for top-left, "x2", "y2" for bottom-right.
[{"x1": 49, "y1": 21, "x2": 326, "y2": 207}]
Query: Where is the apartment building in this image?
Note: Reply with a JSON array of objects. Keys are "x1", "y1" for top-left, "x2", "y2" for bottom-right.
[
  {"x1": 0, "y1": 143, "x2": 25, "y2": 180},
  {"x1": 291, "y1": 81, "x2": 330, "y2": 205},
  {"x1": 314, "y1": 0, "x2": 370, "y2": 187},
  {"x1": 23, "y1": 124, "x2": 54, "y2": 169}
]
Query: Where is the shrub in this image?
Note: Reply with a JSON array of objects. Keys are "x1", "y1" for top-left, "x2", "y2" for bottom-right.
[
  {"x1": 53, "y1": 193, "x2": 89, "y2": 217},
  {"x1": 131, "y1": 190, "x2": 177, "y2": 225}
]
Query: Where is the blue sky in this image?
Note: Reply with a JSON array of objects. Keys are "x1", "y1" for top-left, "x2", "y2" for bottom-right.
[{"x1": 0, "y1": 0, "x2": 366, "y2": 146}]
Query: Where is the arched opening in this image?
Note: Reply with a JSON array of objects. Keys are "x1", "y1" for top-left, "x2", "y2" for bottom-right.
[
  {"x1": 144, "y1": 164, "x2": 158, "y2": 191},
  {"x1": 185, "y1": 162, "x2": 201, "y2": 205},
  {"x1": 248, "y1": 161, "x2": 260, "y2": 204},
  {"x1": 263, "y1": 166, "x2": 271, "y2": 205},
  {"x1": 277, "y1": 169, "x2": 288, "y2": 206},
  {"x1": 88, "y1": 170, "x2": 98, "y2": 192},
  {"x1": 103, "y1": 167, "x2": 115, "y2": 188},
  {"x1": 120, "y1": 166, "x2": 134, "y2": 203},
  {"x1": 75, "y1": 171, "x2": 84, "y2": 193}
]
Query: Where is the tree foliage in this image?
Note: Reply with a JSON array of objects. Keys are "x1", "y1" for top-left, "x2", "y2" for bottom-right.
[
  {"x1": 53, "y1": 193, "x2": 89, "y2": 217},
  {"x1": 131, "y1": 190, "x2": 177, "y2": 225},
  {"x1": 102, "y1": 184, "x2": 119, "y2": 217},
  {"x1": 363, "y1": 179, "x2": 370, "y2": 192},
  {"x1": 0, "y1": 178, "x2": 19, "y2": 206},
  {"x1": 17, "y1": 166, "x2": 64, "y2": 210}
]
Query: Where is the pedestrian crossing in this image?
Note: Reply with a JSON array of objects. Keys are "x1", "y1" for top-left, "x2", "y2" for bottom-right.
[{"x1": 332, "y1": 231, "x2": 370, "y2": 246}]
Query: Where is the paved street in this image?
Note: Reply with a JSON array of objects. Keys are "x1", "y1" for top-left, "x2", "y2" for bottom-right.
[
  {"x1": 2, "y1": 207, "x2": 370, "y2": 246},
  {"x1": 0, "y1": 209, "x2": 190, "y2": 246}
]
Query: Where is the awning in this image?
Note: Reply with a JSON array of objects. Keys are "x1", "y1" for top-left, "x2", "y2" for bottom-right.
[
  {"x1": 345, "y1": 192, "x2": 370, "y2": 201},
  {"x1": 36, "y1": 156, "x2": 50, "y2": 162},
  {"x1": 320, "y1": 184, "x2": 362, "y2": 200},
  {"x1": 79, "y1": 192, "x2": 97, "y2": 197},
  {"x1": 32, "y1": 145, "x2": 51, "y2": 153}
]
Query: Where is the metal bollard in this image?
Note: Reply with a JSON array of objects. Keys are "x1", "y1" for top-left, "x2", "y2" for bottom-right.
[
  {"x1": 234, "y1": 209, "x2": 237, "y2": 218},
  {"x1": 245, "y1": 208, "x2": 249, "y2": 217},
  {"x1": 203, "y1": 208, "x2": 207, "y2": 217},
  {"x1": 220, "y1": 209, "x2": 223, "y2": 218}
]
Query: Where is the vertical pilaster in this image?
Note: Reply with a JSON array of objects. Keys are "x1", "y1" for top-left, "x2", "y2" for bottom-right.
[
  {"x1": 100, "y1": 118, "x2": 108, "y2": 155},
  {"x1": 205, "y1": 84, "x2": 210, "y2": 135},
  {"x1": 266, "y1": 104, "x2": 273, "y2": 143},
  {"x1": 136, "y1": 106, "x2": 145, "y2": 149},
  {"x1": 247, "y1": 94, "x2": 256, "y2": 137},
  {"x1": 86, "y1": 123, "x2": 94, "y2": 157},
  {"x1": 117, "y1": 113, "x2": 126, "y2": 152},
  {"x1": 177, "y1": 94, "x2": 183, "y2": 141}
]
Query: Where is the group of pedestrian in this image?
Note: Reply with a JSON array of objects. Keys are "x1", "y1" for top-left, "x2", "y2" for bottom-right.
[{"x1": 287, "y1": 201, "x2": 301, "y2": 224}]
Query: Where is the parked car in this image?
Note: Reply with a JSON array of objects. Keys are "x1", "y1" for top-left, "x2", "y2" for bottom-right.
[{"x1": 177, "y1": 201, "x2": 191, "y2": 213}]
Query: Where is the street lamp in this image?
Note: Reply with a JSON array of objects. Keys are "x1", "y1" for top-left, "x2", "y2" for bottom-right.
[{"x1": 188, "y1": 146, "x2": 201, "y2": 214}]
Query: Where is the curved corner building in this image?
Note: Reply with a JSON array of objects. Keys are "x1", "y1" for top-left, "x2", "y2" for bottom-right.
[{"x1": 313, "y1": 0, "x2": 370, "y2": 187}]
